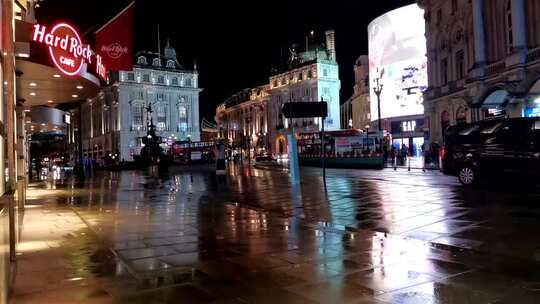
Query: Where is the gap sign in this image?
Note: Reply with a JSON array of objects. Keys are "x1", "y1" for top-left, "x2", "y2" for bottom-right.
[{"x1": 32, "y1": 23, "x2": 107, "y2": 80}]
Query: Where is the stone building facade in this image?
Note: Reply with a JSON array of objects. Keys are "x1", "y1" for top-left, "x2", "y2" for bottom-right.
[
  {"x1": 215, "y1": 30, "x2": 341, "y2": 156},
  {"x1": 341, "y1": 55, "x2": 371, "y2": 130},
  {"x1": 80, "y1": 44, "x2": 201, "y2": 161},
  {"x1": 418, "y1": 0, "x2": 540, "y2": 145}
]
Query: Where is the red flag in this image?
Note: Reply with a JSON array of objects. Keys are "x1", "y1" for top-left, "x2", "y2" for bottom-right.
[{"x1": 95, "y1": 1, "x2": 134, "y2": 71}]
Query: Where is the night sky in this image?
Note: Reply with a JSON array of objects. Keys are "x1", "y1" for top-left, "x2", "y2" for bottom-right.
[{"x1": 37, "y1": 0, "x2": 413, "y2": 121}]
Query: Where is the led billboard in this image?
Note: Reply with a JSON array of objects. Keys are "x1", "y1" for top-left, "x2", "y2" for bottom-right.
[{"x1": 368, "y1": 4, "x2": 427, "y2": 121}]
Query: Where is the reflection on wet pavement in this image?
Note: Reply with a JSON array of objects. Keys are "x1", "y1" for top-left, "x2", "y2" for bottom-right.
[{"x1": 11, "y1": 164, "x2": 540, "y2": 303}]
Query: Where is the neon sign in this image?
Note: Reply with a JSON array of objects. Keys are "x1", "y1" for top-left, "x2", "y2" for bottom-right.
[{"x1": 32, "y1": 23, "x2": 107, "y2": 80}]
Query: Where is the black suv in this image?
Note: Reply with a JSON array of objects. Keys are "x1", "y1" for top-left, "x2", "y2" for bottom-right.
[{"x1": 441, "y1": 117, "x2": 540, "y2": 186}]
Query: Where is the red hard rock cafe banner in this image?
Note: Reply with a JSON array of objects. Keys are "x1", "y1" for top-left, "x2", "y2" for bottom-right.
[{"x1": 95, "y1": 1, "x2": 134, "y2": 71}]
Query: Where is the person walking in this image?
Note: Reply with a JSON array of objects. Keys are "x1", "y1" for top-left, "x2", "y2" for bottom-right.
[{"x1": 216, "y1": 141, "x2": 226, "y2": 175}]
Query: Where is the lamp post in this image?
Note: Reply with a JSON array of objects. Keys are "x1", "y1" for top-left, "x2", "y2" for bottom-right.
[
  {"x1": 365, "y1": 125, "x2": 370, "y2": 152},
  {"x1": 373, "y1": 69, "x2": 384, "y2": 132}
]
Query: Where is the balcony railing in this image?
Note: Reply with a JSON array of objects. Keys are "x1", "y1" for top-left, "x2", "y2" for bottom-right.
[
  {"x1": 485, "y1": 61, "x2": 506, "y2": 76},
  {"x1": 526, "y1": 47, "x2": 540, "y2": 63}
]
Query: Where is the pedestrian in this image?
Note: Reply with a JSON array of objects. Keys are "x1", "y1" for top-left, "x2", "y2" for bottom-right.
[
  {"x1": 390, "y1": 146, "x2": 396, "y2": 165},
  {"x1": 216, "y1": 141, "x2": 226, "y2": 176},
  {"x1": 401, "y1": 144, "x2": 408, "y2": 166}
]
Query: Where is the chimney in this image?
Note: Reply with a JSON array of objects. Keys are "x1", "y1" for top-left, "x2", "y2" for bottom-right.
[{"x1": 325, "y1": 30, "x2": 336, "y2": 61}]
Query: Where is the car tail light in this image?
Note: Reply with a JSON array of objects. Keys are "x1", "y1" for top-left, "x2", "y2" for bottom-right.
[{"x1": 440, "y1": 147, "x2": 447, "y2": 159}]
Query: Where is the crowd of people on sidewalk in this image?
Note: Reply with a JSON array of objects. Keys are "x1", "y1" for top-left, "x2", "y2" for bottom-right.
[{"x1": 384, "y1": 142, "x2": 441, "y2": 168}]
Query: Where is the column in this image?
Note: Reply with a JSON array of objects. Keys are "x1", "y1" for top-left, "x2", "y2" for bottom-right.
[
  {"x1": 512, "y1": 0, "x2": 527, "y2": 62},
  {"x1": 472, "y1": 0, "x2": 486, "y2": 69}
]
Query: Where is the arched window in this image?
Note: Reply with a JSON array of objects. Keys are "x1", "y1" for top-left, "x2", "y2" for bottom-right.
[
  {"x1": 506, "y1": 0, "x2": 514, "y2": 53},
  {"x1": 441, "y1": 110, "x2": 451, "y2": 142},
  {"x1": 152, "y1": 58, "x2": 161, "y2": 67},
  {"x1": 166, "y1": 60, "x2": 175, "y2": 69},
  {"x1": 456, "y1": 107, "x2": 467, "y2": 124}
]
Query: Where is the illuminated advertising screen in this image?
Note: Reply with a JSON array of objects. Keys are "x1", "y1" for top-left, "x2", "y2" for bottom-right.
[{"x1": 368, "y1": 4, "x2": 427, "y2": 121}]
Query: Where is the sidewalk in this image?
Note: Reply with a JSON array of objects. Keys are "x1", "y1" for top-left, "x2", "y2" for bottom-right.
[
  {"x1": 10, "y1": 184, "x2": 132, "y2": 304},
  {"x1": 10, "y1": 172, "x2": 540, "y2": 304}
]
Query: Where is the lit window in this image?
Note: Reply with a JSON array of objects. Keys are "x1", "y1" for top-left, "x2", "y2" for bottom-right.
[
  {"x1": 156, "y1": 104, "x2": 167, "y2": 130},
  {"x1": 132, "y1": 104, "x2": 144, "y2": 128}
]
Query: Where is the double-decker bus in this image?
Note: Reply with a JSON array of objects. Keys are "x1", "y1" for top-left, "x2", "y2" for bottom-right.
[
  {"x1": 297, "y1": 129, "x2": 385, "y2": 169},
  {"x1": 169, "y1": 140, "x2": 215, "y2": 164}
]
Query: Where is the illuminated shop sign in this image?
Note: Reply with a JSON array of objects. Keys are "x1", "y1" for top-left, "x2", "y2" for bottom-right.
[
  {"x1": 401, "y1": 120, "x2": 416, "y2": 132},
  {"x1": 32, "y1": 23, "x2": 107, "y2": 80},
  {"x1": 390, "y1": 118, "x2": 424, "y2": 134},
  {"x1": 525, "y1": 106, "x2": 540, "y2": 117}
]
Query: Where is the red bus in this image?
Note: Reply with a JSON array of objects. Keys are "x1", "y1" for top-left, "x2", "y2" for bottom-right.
[{"x1": 169, "y1": 141, "x2": 215, "y2": 164}]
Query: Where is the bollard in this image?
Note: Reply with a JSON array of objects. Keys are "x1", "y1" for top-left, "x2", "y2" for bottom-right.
[
  {"x1": 408, "y1": 156, "x2": 411, "y2": 171},
  {"x1": 393, "y1": 156, "x2": 397, "y2": 171}
]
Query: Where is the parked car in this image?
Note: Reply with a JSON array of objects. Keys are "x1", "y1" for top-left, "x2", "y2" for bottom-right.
[{"x1": 441, "y1": 117, "x2": 540, "y2": 186}]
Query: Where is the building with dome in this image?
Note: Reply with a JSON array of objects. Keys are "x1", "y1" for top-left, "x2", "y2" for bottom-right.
[
  {"x1": 341, "y1": 55, "x2": 371, "y2": 130},
  {"x1": 79, "y1": 42, "x2": 201, "y2": 162}
]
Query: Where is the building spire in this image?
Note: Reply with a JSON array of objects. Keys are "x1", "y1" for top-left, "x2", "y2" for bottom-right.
[{"x1": 157, "y1": 24, "x2": 161, "y2": 58}]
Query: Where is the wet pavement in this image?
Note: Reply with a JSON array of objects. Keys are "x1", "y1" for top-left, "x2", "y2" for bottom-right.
[{"x1": 11, "y1": 164, "x2": 540, "y2": 303}]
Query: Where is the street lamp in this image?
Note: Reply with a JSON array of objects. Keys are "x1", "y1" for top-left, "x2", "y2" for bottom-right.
[
  {"x1": 373, "y1": 69, "x2": 384, "y2": 132},
  {"x1": 365, "y1": 125, "x2": 370, "y2": 152}
]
